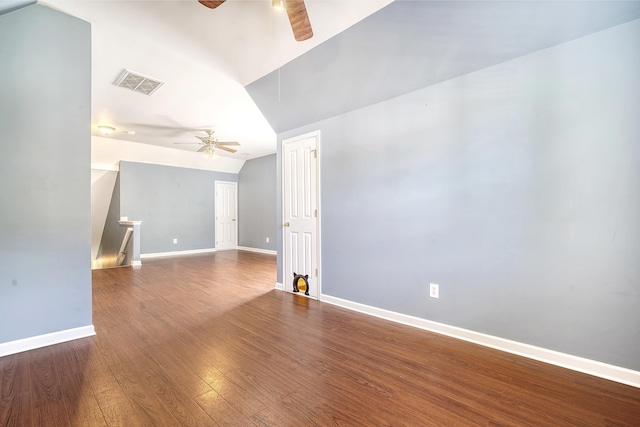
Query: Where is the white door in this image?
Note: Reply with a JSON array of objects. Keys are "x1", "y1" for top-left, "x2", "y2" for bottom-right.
[
  {"x1": 282, "y1": 131, "x2": 320, "y2": 298},
  {"x1": 215, "y1": 181, "x2": 237, "y2": 250}
]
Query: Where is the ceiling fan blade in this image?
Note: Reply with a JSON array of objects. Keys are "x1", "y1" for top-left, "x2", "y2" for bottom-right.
[
  {"x1": 174, "y1": 142, "x2": 201, "y2": 145},
  {"x1": 197, "y1": 146, "x2": 207, "y2": 152},
  {"x1": 198, "y1": 0, "x2": 225, "y2": 9},
  {"x1": 285, "y1": 0, "x2": 313, "y2": 42},
  {"x1": 216, "y1": 145, "x2": 238, "y2": 154},
  {"x1": 216, "y1": 141, "x2": 240, "y2": 146}
]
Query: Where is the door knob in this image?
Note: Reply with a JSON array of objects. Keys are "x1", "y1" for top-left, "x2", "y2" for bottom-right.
[{"x1": 283, "y1": 222, "x2": 290, "y2": 227}]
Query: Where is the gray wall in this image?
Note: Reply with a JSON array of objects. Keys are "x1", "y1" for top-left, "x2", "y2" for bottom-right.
[
  {"x1": 0, "y1": 5, "x2": 92, "y2": 342},
  {"x1": 247, "y1": 1, "x2": 640, "y2": 133},
  {"x1": 238, "y1": 154, "x2": 277, "y2": 251},
  {"x1": 118, "y1": 161, "x2": 237, "y2": 254},
  {"x1": 275, "y1": 21, "x2": 640, "y2": 370}
]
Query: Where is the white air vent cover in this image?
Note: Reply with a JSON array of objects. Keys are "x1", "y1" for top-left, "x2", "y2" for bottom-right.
[{"x1": 113, "y1": 69, "x2": 164, "y2": 95}]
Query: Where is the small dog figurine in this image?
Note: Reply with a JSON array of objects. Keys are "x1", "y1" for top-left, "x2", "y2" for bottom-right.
[{"x1": 293, "y1": 272, "x2": 309, "y2": 296}]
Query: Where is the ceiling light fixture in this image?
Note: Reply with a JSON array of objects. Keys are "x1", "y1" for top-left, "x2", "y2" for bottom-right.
[
  {"x1": 202, "y1": 145, "x2": 216, "y2": 159},
  {"x1": 272, "y1": 0, "x2": 285, "y2": 10},
  {"x1": 98, "y1": 125, "x2": 116, "y2": 136}
]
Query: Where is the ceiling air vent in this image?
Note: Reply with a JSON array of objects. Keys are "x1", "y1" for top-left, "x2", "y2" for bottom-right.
[{"x1": 113, "y1": 69, "x2": 164, "y2": 95}]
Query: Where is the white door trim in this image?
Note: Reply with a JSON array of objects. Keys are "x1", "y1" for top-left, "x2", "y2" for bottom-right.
[
  {"x1": 215, "y1": 180, "x2": 238, "y2": 250},
  {"x1": 281, "y1": 130, "x2": 322, "y2": 299}
]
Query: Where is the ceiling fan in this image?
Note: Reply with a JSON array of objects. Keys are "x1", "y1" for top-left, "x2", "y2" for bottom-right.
[
  {"x1": 174, "y1": 129, "x2": 240, "y2": 157},
  {"x1": 198, "y1": 0, "x2": 313, "y2": 42}
]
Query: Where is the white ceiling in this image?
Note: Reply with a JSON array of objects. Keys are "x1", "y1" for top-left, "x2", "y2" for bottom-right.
[{"x1": 26, "y1": 0, "x2": 392, "y2": 160}]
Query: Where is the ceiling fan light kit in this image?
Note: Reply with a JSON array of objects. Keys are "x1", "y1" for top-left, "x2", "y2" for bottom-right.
[
  {"x1": 201, "y1": 145, "x2": 216, "y2": 159},
  {"x1": 174, "y1": 129, "x2": 240, "y2": 158},
  {"x1": 198, "y1": 0, "x2": 313, "y2": 41}
]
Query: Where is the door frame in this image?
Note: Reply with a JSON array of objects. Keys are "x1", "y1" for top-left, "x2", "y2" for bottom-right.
[
  {"x1": 215, "y1": 180, "x2": 238, "y2": 250},
  {"x1": 281, "y1": 130, "x2": 322, "y2": 299}
]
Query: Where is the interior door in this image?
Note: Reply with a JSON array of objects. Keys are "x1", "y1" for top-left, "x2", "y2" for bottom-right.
[
  {"x1": 283, "y1": 131, "x2": 320, "y2": 298},
  {"x1": 215, "y1": 181, "x2": 237, "y2": 250}
]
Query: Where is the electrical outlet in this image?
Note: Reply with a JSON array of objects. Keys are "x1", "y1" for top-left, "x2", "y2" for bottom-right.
[
  {"x1": 266, "y1": 237, "x2": 270, "y2": 243},
  {"x1": 429, "y1": 283, "x2": 439, "y2": 299},
  {"x1": 173, "y1": 238, "x2": 178, "y2": 244}
]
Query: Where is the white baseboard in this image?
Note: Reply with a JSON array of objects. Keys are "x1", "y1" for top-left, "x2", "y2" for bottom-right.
[
  {"x1": 131, "y1": 260, "x2": 142, "y2": 267},
  {"x1": 320, "y1": 294, "x2": 640, "y2": 389},
  {"x1": 275, "y1": 282, "x2": 284, "y2": 290},
  {"x1": 0, "y1": 325, "x2": 96, "y2": 357},
  {"x1": 141, "y1": 248, "x2": 216, "y2": 259},
  {"x1": 237, "y1": 246, "x2": 277, "y2": 255}
]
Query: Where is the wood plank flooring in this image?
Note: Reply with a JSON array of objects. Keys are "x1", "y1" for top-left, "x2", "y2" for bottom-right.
[{"x1": 1, "y1": 250, "x2": 639, "y2": 426}]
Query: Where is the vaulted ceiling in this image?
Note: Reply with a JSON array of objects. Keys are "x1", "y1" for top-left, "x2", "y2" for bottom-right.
[
  {"x1": 1, "y1": 0, "x2": 392, "y2": 160},
  {"x1": 3, "y1": 1, "x2": 639, "y2": 160}
]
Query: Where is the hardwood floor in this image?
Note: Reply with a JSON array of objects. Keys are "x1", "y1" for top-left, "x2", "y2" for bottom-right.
[{"x1": 1, "y1": 250, "x2": 639, "y2": 426}]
